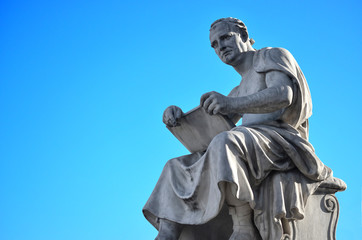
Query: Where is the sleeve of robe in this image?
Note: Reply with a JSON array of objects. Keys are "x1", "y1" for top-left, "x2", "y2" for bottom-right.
[{"x1": 253, "y1": 47, "x2": 312, "y2": 130}]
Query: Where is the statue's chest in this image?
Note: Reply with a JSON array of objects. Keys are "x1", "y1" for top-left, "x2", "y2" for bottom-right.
[{"x1": 236, "y1": 70, "x2": 266, "y2": 97}]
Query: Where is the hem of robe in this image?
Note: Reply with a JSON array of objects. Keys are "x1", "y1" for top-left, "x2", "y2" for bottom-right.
[{"x1": 143, "y1": 180, "x2": 231, "y2": 230}]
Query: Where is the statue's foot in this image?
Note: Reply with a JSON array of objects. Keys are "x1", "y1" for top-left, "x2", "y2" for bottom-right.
[
  {"x1": 155, "y1": 218, "x2": 183, "y2": 240},
  {"x1": 229, "y1": 226, "x2": 261, "y2": 240}
]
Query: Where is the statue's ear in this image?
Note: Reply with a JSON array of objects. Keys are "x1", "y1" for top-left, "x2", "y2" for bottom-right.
[{"x1": 241, "y1": 31, "x2": 249, "y2": 43}]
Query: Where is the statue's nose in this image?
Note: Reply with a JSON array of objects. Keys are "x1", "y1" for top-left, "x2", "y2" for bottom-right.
[{"x1": 219, "y1": 41, "x2": 226, "y2": 51}]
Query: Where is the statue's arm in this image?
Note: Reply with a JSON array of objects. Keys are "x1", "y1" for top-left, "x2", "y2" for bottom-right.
[
  {"x1": 201, "y1": 71, "x2": 294, "y2": 115},
  {"x1": 232, "y1": 71, "x2": 294, "y2": 114},
  {"x1": 226, "y1": 86, "x2": 243, "y2": 124}
]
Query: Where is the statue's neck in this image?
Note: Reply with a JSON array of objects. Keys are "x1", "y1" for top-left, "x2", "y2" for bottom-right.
[{"x1": 232, "y1": 51, "x2": 256, "y2": 77}]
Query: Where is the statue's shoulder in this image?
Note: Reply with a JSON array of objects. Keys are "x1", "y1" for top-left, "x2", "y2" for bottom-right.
[
  {"x1": 253, "y1": 47, "x2": 296, "y2": 73},
  {"x1": 255, "y1": 47, "x2": 294, "y2": 62}
]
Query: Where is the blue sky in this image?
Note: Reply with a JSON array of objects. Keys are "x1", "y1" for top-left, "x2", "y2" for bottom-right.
[{"x1": 1, "y1": 0, "x2": 361, "y2": 239}]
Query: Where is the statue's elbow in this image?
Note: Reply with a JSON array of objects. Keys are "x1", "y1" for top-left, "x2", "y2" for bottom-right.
[{"x1": 280, "y1": 86, "x2": 293, "y2": 107}]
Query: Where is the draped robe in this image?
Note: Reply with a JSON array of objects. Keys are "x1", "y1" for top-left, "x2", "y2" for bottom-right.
[{"x1": 143, "y1": 48, "x2": 333, "y2": 240}]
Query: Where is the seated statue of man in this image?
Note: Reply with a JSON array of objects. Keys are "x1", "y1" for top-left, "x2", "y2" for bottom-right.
[{"x1": 143, "y1": 17, "x2": 342, "y2": 240}]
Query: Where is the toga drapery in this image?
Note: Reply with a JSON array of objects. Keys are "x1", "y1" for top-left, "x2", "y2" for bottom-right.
[{"x1": 143, "y1": 48, "x2": 333, "y2": 240}]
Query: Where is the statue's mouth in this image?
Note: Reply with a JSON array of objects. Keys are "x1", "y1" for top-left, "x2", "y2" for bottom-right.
[{"x1": 222, "y1": 50, "x2": 231, "y2": 58}]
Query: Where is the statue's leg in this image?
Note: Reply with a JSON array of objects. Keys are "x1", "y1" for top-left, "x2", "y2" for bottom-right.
[
  {"x1": 155, "y1": 218, "x2": 183, "y2": 240},
  {"x1": 205, "y1": 130, "x2": 262, "y2": 239},
  {"x1": 226, "y1": 183, "x2": 261, "y2": 240}
]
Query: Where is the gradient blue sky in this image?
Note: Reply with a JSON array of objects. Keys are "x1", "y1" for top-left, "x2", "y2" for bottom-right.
[{"x1": 1, "y1": 0, "x2": 361, "y2": 239}]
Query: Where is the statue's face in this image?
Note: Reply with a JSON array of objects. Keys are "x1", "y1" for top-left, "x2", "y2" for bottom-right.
[{"x1": 209, "y1": 22, "x2": 248, "y2": 66}]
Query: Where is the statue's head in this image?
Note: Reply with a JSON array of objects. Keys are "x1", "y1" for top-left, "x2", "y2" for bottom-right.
[{"x1": 209, "y1": 17, "x2": 255, "y2": 66}]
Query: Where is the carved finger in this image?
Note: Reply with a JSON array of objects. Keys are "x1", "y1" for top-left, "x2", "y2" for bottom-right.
[
  {"x1": 170, "y1": 108, "x2": 177, "y2": 126},
  {"x1": 200, "y1": 92, "x2": 211, "y2": 106},
  {"x1": 169, "y1": 119, "x2": 177, "y2": 127},
  {"x1": 164, "y1": 116, "x2": 173, "y2": 126},
  {"x1": 213, "y1": 105, "x2": 221, "y2": 115},
  {"x1": 203, "y1": 96, "x2": 215, "y2": 111},
  {"x1": 163, "y1": 110, "x2": 174, "y2": 126},
  {"x1": 175, "y1": 108, "x2": 182, "y2": 120},
  {"x1": 208, "y1": 102, "x2": 218, "y2": 114},
  {"x1": 162, "y1": 110, "x2": 169, "y2": 124}
]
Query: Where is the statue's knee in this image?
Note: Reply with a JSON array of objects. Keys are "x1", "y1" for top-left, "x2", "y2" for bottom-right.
[
  {"x1": 164, "y1": 158, "x2": 177, "y2": 170},
  {"x1": 209, "y1": 131, "x2": 240, "y2": 150}
]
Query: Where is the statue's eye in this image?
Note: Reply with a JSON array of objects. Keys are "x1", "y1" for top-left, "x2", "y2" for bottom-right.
[
  {"x1": 211, "y1": 42, "x2": 218, "y2": 49},
  {"x1": 221, "y1": 34, "x2": 232, "y2": 41},
  {"x1": 225, "y1": 34, "x2": 232, "y2": 39}
]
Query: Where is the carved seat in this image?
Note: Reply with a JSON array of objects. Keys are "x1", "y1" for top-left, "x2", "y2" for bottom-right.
[
  {"x1": 179, "y1": 178, "x2": 346, "y2": 240},
  {"x1": 281, "y1": 178, "x2": 346, "y2": 240}
]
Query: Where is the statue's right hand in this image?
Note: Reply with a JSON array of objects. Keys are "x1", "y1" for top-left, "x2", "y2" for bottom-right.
[{"x1": 163, "y1": 105, "x2": 183, "y2": 127}]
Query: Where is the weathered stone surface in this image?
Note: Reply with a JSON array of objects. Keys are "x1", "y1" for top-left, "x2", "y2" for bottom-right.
[{"x1": 143, "y1": 17, "x2": 346, "y2": 240}]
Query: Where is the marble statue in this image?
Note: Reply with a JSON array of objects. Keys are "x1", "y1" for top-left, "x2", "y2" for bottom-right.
[{"x1": 143, "y1": 17, "x2": 346, "y2": 240}]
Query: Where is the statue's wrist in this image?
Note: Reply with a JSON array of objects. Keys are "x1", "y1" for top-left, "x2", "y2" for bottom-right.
[{"x1": 230, "y1": 97, "x2": 245, "y2": 114}]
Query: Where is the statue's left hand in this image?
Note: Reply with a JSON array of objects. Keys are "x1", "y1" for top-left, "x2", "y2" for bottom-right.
[{"x1": 200, "y1": 91, "x2": 232, "y2": 115}]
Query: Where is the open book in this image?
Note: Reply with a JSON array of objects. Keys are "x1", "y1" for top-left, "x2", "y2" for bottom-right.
[{"x1": 167, "y1": 106, "x2": 236, "y2": 153}]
